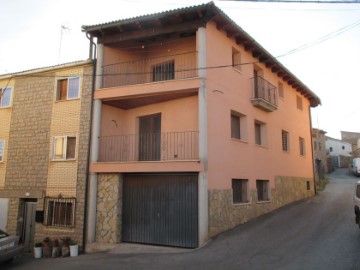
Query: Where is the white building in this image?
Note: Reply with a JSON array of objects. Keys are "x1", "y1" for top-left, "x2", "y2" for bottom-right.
[{"x1": 325, "y1": 136, "x2": 352, "y2": 168}]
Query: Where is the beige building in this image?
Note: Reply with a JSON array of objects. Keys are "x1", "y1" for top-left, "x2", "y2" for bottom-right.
[
  {"x1": 83, "y1": 2, "x2": 321, "y2": 249},
  {"x1": 0, "y1": 60, "x2": 93, "y2": 252},
  {"x1": 312, "y1": 128, "x2": 328, "y2": 180},
  {"x1": 341, "y1": 131, "x2": 360, "y2": 158}
]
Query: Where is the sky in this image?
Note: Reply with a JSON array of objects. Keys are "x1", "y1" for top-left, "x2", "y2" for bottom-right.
[{"x1": 1, "y1": 0, "x2": 360, "y2": 139}]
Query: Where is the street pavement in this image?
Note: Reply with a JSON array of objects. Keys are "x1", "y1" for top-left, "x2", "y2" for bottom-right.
[{"x1": 3, "y1": 168, "x2": 360, "y2": 270}]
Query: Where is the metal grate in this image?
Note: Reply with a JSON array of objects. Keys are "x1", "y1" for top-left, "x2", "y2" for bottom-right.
[{"x1": 43, "y1": 197, "x2": 76, "y2": 228}]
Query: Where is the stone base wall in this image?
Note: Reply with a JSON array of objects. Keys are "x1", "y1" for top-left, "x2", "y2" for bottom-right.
[
  {"x1": 96, "y1": 174, "x2": 122, "y2": 244},
  {"x1": 209, "y1": 176, "x2": 314, "y2": 237}
]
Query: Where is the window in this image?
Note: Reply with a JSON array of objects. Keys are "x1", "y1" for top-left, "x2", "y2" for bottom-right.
[
  {"x1": 342, "y1": 146, "x2": 345, "y2": 150},
  {"x1": 306, "y1": 181, "x2": 311, "y2": 191},
  {"x1": 231, "y1": 111, "x2": 247, "y2": 141},
  {"x1": 319, "y1": 143, "x2": 322, "y2": 151},
  {"x1": 255, "y1": 120, "x2": 267, "y2": 146},
  {"x1": 56, "y1": 77, "x2": 80, "y2": 101},
  {"x1": 314, "y1": 141, "x2": 317, "y2": 151},
  {"x1": 296, "y1": 96, "x2": 303, "y2": 110},
  {"x1": 52, "y1": 136, "x2": 76, "y2": 160},
  {"x1": 299, "y1": 137, "x2": 306, "y2": 156},
  {"x1": 231, "y1": 114, "x2": 240, "y2": 139},
  {"x1": 232, "y1": 48, "x2": 241, "y2": 71},
  {"x1": 0, "y1": 140, "x2": 4, "y2": 161},
  {"x1": 232, "y1": 179, "x2": 248, "y2": 204},
  {"x1": 256, "y1": 180, "x2": 270, "y2": 201},
  {"x1": 278, "y1": 82, "x2": 284, "y2": 98},
  {"x1": 0, "y1": 87, "x2": 12, "y2": 108},
  {"x1": 152, "y1": 60, "x2": 175, "y2": 82},
  {"x1": 282, "y1": 130, "x2": 289, "y2": 152},
  {"x1": 330, "y1": 147, "x2": 333, "y2": 152},
  {"x1": 44, "y1": 197, "x2": 75, "y2": 228}
]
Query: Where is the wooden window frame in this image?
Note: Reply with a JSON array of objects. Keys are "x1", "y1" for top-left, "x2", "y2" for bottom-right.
[
  {"x1": 282, "y1": 130, "x2": 289, "y2": 152},
  {"x1": 299, "y1": 137, "x2": 306, "y2": 156},
  {"x1": 52, "y1": 136, "x2": 77, "y2": 160},
  {"x1": 256, "y1": 180, "x2": 270, "y2": 202},
  {"x1": 296, "y1": 95, "x2": 303, "y2": 110},
  {"x1": 278, "y1": 82, "x2": 284, "y2": 98},
  {"x1": 232, "y1": 179, "x2": 248, "y2": 204},
  {"x1": 232, "y1": 48, "x2": 241, "y2": 72},
  {"x1": 56, "y1": 77, "x2": 80, "y2": 101}
]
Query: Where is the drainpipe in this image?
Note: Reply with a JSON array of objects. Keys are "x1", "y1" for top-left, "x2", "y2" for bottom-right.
[
  {"x1": 197, "y1": 26, "x2": 208, "y2": 247},
  {"x1": 86, "y1": 39, "x2": 104, "y2": 245},
  {"x1": 308, "y1": 106, "x2": 317, "y2": 195},
  {"x1": 83, "y1": 33, "x2": 97, "y2": 251}
]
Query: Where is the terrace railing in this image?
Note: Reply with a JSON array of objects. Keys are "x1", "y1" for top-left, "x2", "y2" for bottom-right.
[
  {"x1": 102, "y1": 52, "x2": 198, "y2": 88},
  {"x1": 98, "y1": 131, "x2": 199, "y2": 162}
]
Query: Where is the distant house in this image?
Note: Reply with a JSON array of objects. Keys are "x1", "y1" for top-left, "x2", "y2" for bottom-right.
[
  {"x1": 312, "y1": 128, "x2": 328, "y2": 180},
  {"x1": 325, "y1": 136, "x2": 352, "y2": 168},
  {"x1": 83, "y1": 2, "x2": 321, "y2": 249},
  {"x1": 341, "y1": 131, "x2": 360, "y2": 158},
  {"x1": 0, "y1": 60, "x2": 93, "y2": 252}
]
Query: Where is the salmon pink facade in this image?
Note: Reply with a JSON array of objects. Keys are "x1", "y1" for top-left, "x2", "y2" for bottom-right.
[{"x1": 83, "y1": 2, "x2": 320, "y2": 250}]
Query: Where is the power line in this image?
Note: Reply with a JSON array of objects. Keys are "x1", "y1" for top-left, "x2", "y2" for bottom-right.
[
  {"x1": 277, "y1": 18, "x2": 360, "y2": 58},
  {"x1": 218, "y1": 0, "x2": 360, "y2": 3}
]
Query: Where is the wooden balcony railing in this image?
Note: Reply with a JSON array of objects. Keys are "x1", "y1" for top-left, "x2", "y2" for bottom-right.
[
  {"x1": 98, "y1": 131, "x2": 199, "y2": 162},
  {"x1": 102, "y1": 52, "x2": 198, "y2": 88}
]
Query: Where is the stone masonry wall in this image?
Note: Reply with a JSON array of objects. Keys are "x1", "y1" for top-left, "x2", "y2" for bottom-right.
[
  {"x1": 96, "y1": 174, "x2": 123, "y2": 244},
  {"x1": 36, "y1": 64, "x2": 93, "y2": 248},
  {"x1": 209, "y1": 176, "x2": 314, "y2": 237},
  {"x1": 5, "y1": 75, "x2": 54, "y2": 190}
]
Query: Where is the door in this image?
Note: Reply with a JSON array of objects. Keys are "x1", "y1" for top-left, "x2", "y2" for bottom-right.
[
  {"x1": 122, "y1": 173, "x2": 198, "y2": 248},
  {"x1": 0, "y1": 198, "x2": 9, "y2": 230},
  {"x1": 139, "y1": 114, "x2": 161, "y2": 161},
  {"x1": 22, "y1": 201, "x2": 37, "y2": 252}
]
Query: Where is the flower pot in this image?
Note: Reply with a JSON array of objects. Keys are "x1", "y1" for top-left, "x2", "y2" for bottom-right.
[
  {"x1": 70, "y1": 244, "x2": 78, "y2": 257},
  {"x1": 34, "y1": 247, "x2": 42, "y2": 259}
]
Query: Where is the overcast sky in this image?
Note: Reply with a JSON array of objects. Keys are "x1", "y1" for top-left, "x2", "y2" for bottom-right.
[{"x1": 1, "y1": 0, "x2": 360, "y2": 139}]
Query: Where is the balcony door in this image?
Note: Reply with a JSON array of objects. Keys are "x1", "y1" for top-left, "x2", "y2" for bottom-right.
[{"x1": 139, "y1": 114, "x2": 161, "y2": 161}]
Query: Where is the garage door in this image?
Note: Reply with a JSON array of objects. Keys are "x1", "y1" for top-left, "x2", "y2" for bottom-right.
[{"x1": 122, "y1": 173, "x2": 198, "y2": 248}]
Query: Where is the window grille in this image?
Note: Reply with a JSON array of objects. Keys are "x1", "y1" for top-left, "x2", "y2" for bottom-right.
[{"x1": 44, "y1": 197, "x2": 76, "y2": 228}]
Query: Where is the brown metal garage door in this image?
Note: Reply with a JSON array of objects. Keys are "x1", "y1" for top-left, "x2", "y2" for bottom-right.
[{"x1": 122, "y1": 173, "x2": 198, "y2": 248}]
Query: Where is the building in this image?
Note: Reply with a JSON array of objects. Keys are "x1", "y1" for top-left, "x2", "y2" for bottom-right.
[
  {"x1": 312, "y1": 128, "x2": 328, "y2": 180},
  {"x1": 341, "y1": 131, "x2": 360, "y2": 158},
  {"x1": 0, "y1": 60, "x2": 93, "y2": 252},
  {"x1": 325, "y1": 136, "x2": 352, "y2": 168},
  {"x1": 83, "y1": 2, "x2": 321, "y2": 249}
]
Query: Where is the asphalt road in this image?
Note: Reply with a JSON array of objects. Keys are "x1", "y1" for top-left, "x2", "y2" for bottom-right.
[{"x1": 3, "y1": 168, "x2": 360, "y2": 270}]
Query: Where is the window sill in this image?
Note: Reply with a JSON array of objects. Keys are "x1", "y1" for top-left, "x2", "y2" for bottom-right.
[
  {"x1": 0, "y1": 106, "x2": 12, "y2": 109},
  {"x1": 230, "y1": 138, "x2": 248, "y2": 144},
  {"x1": 255, "y1": 144, "x2": 269, "y2": 149},
  {"x1": 256, "y1": 200, "x2": 271, "y2": 204},
  {"x1": 55, "y1": 98, "x2": 80, "y2": 103},
  {"x1": 51, "y1": 159, "x2": 77, "y2": 162},
  {"x1": 233, "y1": 201, "x2": 251, "y2": 206}
]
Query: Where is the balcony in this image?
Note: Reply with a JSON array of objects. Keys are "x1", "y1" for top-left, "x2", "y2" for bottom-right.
[
  {"x1": 251, "y1": 76, "x2": 278, "y2": 112},
  {"x1": 98, "y1": 131, "x2": 199, "y2": 162},
  {"x1": 102, "y1": 52, "x2": 198, "y2": 88}
]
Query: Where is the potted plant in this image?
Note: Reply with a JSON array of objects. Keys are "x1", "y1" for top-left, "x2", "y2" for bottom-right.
[
  {"x1": 52, "y1": 239, "x2": 61, "y2": 258},
  {"x1": 34, "y1": 242, "x2": 42, "y2": 259},
  {"x1": 61, "y1": 237, "x2": 70, "y2": 257},
  {"x1": 42, "y1": 237, "x2": 51, "y2": 258},
  {"x1": 69, "y1": 239, "x2": 79, "y2": 257}
]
